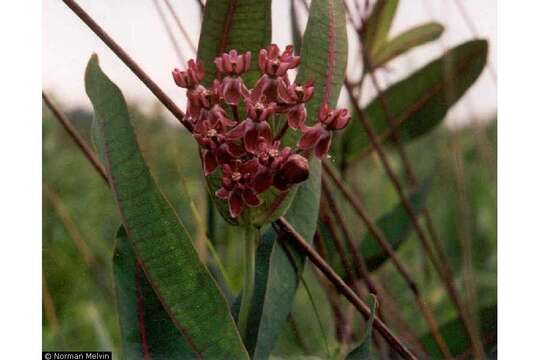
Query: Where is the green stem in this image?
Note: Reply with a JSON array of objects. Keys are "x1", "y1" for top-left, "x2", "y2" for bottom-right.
[{"x1": 238, "y1": 225, "x2": 257, "y2": 340}]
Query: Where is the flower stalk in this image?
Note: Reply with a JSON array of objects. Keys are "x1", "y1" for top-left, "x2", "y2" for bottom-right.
[{"x1": 238, "y1": 225, "x2": 258, "y2": 340}]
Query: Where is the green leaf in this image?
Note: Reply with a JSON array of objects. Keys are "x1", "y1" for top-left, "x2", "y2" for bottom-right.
[
  {"x1": 420, "y1": 305, "x2": 497, "y2": 357},
  {"x1": 342, "y1": 39, "x2": 488, "y2": 165},
  {"x1": 197, "y1": 0, "x2": 272, "y2": 88},
  {"x1": 362, "y1": 0, "x2": 399, "y2": 56},
  {"x1": 362, "y1": 180, "x2": 430, "y2": 272},
  {"x1": 113, "y1": 227, "x2": 198, "y2": 359},
  {"x1": 245, "y1": 0, "x2": 348, "y2": 357},
  {"x1": 371, "y1": 22, "x2": 444, "y2": 68},
  {"x1": 85, "y1": 54, "x2": 248, "y2": 359},
  {"x1": 346, "y1": 295, "x2": 378, "y2": 360}
]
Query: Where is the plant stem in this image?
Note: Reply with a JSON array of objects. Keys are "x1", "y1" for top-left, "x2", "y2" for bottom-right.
[{"x1": 238, "y1": 225, "x2": 257, "y2": 340}]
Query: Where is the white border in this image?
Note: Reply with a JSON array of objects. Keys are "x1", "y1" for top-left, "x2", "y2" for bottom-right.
[
  {"x1": 0, "y1": 1, "x2": 42, "y2": 357},
  {"x1": 499, "y1": 0, "x2": 540, "y2": 358}
]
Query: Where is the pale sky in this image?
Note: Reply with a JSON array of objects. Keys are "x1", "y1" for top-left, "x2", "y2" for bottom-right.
[{"x1": 43, "y1": 0, "x2": 497, "y2": 126}]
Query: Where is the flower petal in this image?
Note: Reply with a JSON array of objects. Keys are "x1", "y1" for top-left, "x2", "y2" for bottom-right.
[
  {"x1": 228, "y1": 190, "x2": 244, "y2": 218},
  {"x1": 202, "y1": 150, "x2": 218, "y2": 175},
  {"x1": 299, "y1": 125, "x2": 323, "y2": 150},
  {"x1": 254, "y1": 169, "x2": 274, "y2": 193},
  {"x1": 243, "y1": 189, "x2": 262, "y2": 207},
  {"x1": 314, "y1": 133, "x2": 332, "y2": 159},
  {"x1": 215, "y1": 187, "x2": 229, "y2": 200}
]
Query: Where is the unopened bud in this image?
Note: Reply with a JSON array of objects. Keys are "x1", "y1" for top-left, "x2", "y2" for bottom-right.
[{"x1": 279, "y1": 154, "x2": 309, "y2": 184}]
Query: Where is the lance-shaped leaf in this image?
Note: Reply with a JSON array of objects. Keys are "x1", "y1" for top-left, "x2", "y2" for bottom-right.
[
  {"x1": 420, "y1": 305, "x2": 497, "y2": 358},
  {"x1": 370, "y1": 22, "x2": 444, "y2": 68},
  {"x1": 85, "y1": 55, "x2": 248, "y2": 359},
  {"x1": 245, "y1": 0, "x2": 348, "y2": 358},
  {"x1": 113, "y1": 227, "x2": 198, "y2": 359},
  {"x1": 342, "y1": 39, "x2": 488, "y2": 165},
  {"x1": 346, "y1": 295, "x2": 378, "y2": 360},
  {"x1": 361, "y1": 0, "x2": 399, "y2": 57}
]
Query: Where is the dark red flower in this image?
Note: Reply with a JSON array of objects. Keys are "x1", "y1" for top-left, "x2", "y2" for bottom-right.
[
  {"x1": 299, "y1": 105, "x2": 351, "y2": 159},
  {"x1": 277, "y1": 78, "x2": 315, "y2": 129},
  {"x1": 185, "y1": 80, "x2": 222, "y2": 124},
  {"x1": 258, "y1": 44, "x2": 300, "y2": 77},
  {"x1": 226, "y1": 98, "x2": 275, "y2": 152},
  {"x1": 172, "y1": 59, "x2": 204, "y2": 89},
  {"x1": 215, "y1": 159, "x2": 262, "y2": 218},
  {"x1": 318, "y1": 104, "x2": 351, "y2": 130},
  {"x1": 221, "y1": 77, "x2": 249, "y2": 105},
  {"x1": 214, "y1": 50, "x2": 251, "y2": 76},
  {"x1": 214, "y1": 50, "x2": 251, "y2": 105},
  {"x1": 193, "y1": 119, "x2": 243, "y2": 175}
]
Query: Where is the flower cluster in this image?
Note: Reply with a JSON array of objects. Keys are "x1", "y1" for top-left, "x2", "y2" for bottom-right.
[{"x1": 173, "y1": 44, "x2": 351, "y2": 218}]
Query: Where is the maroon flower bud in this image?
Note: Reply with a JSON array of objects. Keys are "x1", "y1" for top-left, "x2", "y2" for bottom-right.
[
  {"x1": 172, "y1": 60, "x2": 204, "y2": 89},
  {"x1": 214, "y1": 50, "x2": 251, "y2": 76},
  {"x1": 278, "y1": 154, "x2": 309, "y2": 184}
]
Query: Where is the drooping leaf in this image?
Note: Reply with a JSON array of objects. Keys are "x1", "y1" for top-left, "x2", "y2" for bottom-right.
[
  {"x1": 85, "y1": 55, "x2": 248, "y2": 359},
  {"x1": 361, "y1": 0, "x2": 399, "y2": 56},
  {"x1": 371, "y1": 22, "x2": 444, "y2": 68},
  {"x1": 362, "y1": 180, "x2": 430, "y2": 272},
  {"x1": 245, "y1": 0, "x2": 348, "y2": 357},
  {"x1": 420, "y1": 305, "x2": 497, "y2": 358},
  {"x1": 346, "y1": 295, "x2": 378, "y2": 360},
  {"x1": 342, "y1": 39, "x2": 488, "y2": 165},
  {"x1": 113, "y1": 227, "x2": 198, "y2": 359}
]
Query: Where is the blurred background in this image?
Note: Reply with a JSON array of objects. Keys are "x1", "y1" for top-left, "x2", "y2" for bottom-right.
[{"x1": 43, "y1": 0, "x2": 496, "y2": 357}]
